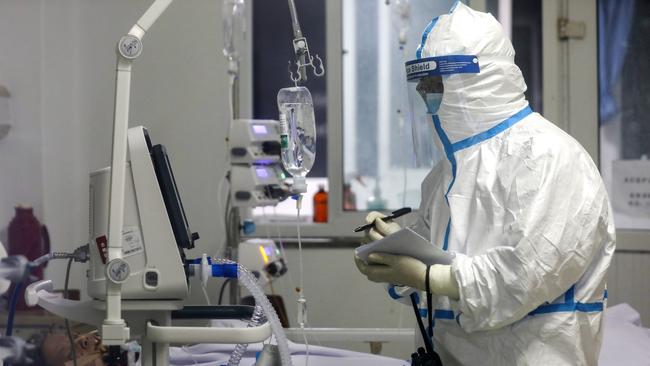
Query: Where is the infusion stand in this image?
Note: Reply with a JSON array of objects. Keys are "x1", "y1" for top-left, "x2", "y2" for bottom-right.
[
  {"x1": 102, "y1": 0, "x2": 176, "y2": 350},
  {"x1": 223, "y1": 0, "x2": 243, "y2": 305}
]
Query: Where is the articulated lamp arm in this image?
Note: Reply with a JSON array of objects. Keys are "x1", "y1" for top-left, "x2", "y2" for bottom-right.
[{"x1": 104, "y1": 0, "x2": 174, "y2": 347}]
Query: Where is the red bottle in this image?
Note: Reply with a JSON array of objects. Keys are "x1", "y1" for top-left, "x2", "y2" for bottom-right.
[
  {"x1": 313, "y1": 185, "x2": 328, "y2": 223},
  {"x1": 7, "y1": 205, "x2": 50, "y2": 310}
]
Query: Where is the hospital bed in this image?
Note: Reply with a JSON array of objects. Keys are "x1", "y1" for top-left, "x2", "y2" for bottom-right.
[
  {"x1": 167, "y1": 303, "x2": 650, "y2": 366},
  {"x1": 599, "y1": 303, "x2": 650, "y2": 365}
]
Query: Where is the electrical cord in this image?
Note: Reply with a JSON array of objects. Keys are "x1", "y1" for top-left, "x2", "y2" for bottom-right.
[
  {"x1": 409, "y1": 266, "x2": 443, "y2": 366},
  {"x1": 218, "y1": 278, "x2": 232, "y2": 305},
  {"x1": 409, "y1": 292, "x2": 434, "y2": 355},
  {"x1": 64, "y1": 257, "x2": 78, "y2": 366},
  {"x1": 426, "y1": 265, "x2": 433, "y2": 339},
  {"x1": 30, "y1": 245, "x2": 89, "y2": 268},
  {"x1": 4, "y1": 280, "x2": 29, "y2": 366},
  {"x1": 5, "y1": 281, "x2": 22, "y2": 338}
]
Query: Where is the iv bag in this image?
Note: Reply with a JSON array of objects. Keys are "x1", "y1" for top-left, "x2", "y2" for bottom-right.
[
  {"x1": 277, "y1": 86, "x2": 316, "y2": 193},
  {"x1": 222, "y1": 0, "x2": 246, "y2": 62}
]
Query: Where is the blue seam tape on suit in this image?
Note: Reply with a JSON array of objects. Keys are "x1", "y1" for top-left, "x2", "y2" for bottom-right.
[
  {"x1": 527, "y1": 286, "x2": 607, "y2": 315},
  {"x1": 431, "y1": 115, "x2": 456, "y2": 251},
  {"x1": 388, "y1": 286, "x2": 403, "y2": 300},
  {"x1": 565, "y1": 285, "x2": 576, "y2": 304},
  {"x1": 420, "y1": 295, "x2": 605, "y2": 322},
  {"x1": 416, "y1": 17, "x2": 439, "y2": 60},
  {"x1": 435, "y1": 309, "x2": 455, "y2": 319},
  {"x1": 449, "y1": 0, "x2": 461, "y2": 13},
  {"x1": 416, "y1": 1, "x2": 461, "y2": 60},
  {"x1": 451, "y1": 106, "x2": 533, "y2": 153},
  {"x1": 393, "y1": 287, "x2": 605, "y2": 326},
  {"x1": 529, "y1": 301, "x2": 604, "y2": 315}
]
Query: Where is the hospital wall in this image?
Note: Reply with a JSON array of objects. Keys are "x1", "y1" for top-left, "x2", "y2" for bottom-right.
[
  {"x1": 0, "y1": 1, "x2": 45, "y2": 246},
  {"x1": 0, "y1": 0, "x2": 648, "y2": 355}
]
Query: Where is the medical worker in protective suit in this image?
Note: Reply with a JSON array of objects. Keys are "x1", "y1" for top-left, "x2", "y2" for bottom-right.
[{"x1": 354, "y1": 2, "x2": 615, "y2": 365}]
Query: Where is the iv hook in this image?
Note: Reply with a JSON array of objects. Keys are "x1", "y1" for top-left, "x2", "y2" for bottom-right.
[
  {"x1": 289, "y1": 61, "x2": 301, "y2": 86},
  {"x1": 312, "y1": 54, "x2": 325, "y2": 77},
  {"x1": 288, "y1": 51, "x2": 326, "y2": 85}
]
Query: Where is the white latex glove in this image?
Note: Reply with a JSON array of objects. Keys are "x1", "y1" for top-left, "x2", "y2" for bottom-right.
[
  {"x1": 364, "y1": 211, "x2": 401, "y2": 242},
  {"x1": 354, "y1": 253, "x2": 460, "y2": 300}
]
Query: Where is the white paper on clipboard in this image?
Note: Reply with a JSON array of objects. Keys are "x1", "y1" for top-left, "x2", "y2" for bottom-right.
[{"x1": 355, "y1": 227, "x2": 453, "y2": 265}]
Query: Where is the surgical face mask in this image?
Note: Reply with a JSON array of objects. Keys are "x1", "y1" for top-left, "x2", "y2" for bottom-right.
[
  {"x1": 425, "y1": 93, "x2": 443, "y2": 114},
  {"x1": 415, "y1": 75, "x2": 444, "y2": 114}
]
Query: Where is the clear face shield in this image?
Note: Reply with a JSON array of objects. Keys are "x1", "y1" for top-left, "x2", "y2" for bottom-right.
[
  {"x1": 405, "y1": 55, "x2": 480, "y2": 168},
  {"x1": 407, "y1": 74, "x2": 444, "y2": 168}
]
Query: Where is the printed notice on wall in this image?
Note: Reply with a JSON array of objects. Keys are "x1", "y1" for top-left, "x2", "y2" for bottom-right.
[
  {"x1": 122, "y1": 226, "x2": 144, "y2": 257},
  {"x1": 612, "y1": 160, "x2": 650, "y2": 218}
]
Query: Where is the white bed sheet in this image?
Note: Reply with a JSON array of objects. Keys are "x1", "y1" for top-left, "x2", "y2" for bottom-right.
[
  {"x1": 168, "y1": 304, "x2": 650, "y2": 366},
  {"x1": 170, "y1": 341, "x2": 409, "y2": 366},
  {"x1": 599, "y1": 303, "x2": 650, "y2": 366}
]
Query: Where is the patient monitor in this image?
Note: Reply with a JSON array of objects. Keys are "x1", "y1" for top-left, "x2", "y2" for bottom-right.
[{"x1": 88, "y1": 126, "x2": 198, "y2": 300}]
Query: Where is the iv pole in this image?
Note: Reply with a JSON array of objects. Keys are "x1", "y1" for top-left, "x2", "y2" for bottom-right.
[
  {"x1": 222, "y1": 0, "x2": 244, "y2": 306},
  {"x1": 104, "y1": 0, "x2": 174, "y2": 349},
  {"x1": 286, "y1": 0, "x2": 324, "y2": 84}
]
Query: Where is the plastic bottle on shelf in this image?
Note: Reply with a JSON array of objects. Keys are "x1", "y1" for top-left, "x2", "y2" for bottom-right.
[{"x1": 313, "y1": 185, "x2": 328, "y2": 223}]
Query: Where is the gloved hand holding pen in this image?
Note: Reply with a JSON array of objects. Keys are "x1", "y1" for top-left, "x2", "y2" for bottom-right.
[{"x1": 363, "y1": 211, "x2": 401, "y2": 242}]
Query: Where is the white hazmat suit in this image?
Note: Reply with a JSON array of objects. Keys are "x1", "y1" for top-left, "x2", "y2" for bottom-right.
[{"x1": 357, "y1": 2, "x2": 616, "y2": 365}]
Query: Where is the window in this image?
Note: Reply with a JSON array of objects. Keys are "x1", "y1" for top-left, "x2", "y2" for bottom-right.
[
  {"x1": 598, "y1": 0, "x2": 650, "y2": 230},
  {"x1": 342, "y1": 0, "x2": 543, "y2": 212},
  {"x1": 342, "y1": 0, "x2": 456, "y2": 212}
]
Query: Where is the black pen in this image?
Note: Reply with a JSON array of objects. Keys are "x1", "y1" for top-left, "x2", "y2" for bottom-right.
[{"x1": 353, "y1": 207, "x2": 412, "y2": 232}]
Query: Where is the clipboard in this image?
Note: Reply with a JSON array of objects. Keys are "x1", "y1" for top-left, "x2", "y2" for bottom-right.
[{"x1": 355, "y1": 227, "x2": 453, "y2": 265}]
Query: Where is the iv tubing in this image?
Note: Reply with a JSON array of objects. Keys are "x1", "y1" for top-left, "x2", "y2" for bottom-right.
[
  {"x1": 296, "y1": 196, "x2": 304, "y2": 297},
  {"x1": 274, "y1": 207, "x2": 298, "y2": 295},
  {"x1": 5, "y1": 282, "x2": 22, "y2": 337},
  {"x1": 296, "y1": 195, "x2": 310, "y2": 365}
]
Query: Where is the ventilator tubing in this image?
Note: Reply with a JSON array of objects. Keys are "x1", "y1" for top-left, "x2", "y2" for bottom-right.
[
  {"x1": 213, "y1": 258, "x2": 293, "y2": 366},
  {"x1": 228, "y1": 305, "x2": 265, "y2": 366}
]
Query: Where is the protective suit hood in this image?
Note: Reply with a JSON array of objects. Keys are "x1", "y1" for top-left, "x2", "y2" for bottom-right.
[{"x1": 419, "y1": 2, "x2": 529, "y2": 143}]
